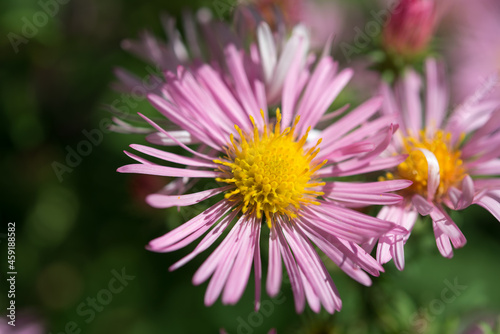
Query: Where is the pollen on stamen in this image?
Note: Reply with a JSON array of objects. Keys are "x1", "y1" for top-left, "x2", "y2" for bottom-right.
[{"x1": 214, "y1": 109, "x2": 327, "y2": 227}]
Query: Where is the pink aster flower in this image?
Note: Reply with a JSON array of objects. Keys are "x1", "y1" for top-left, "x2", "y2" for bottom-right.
[
  {"x1": 111, "y1": 15, "x2": 319, "y2": 198},
  {"x1": 109, "y1": 9, "x2": 224, "y2": 134},
  {"x1": 369, "y1": 58, "x2": 500, "y2": 269},
  {"x1": 117, "y1": 22, "x2": 409, "y2": 313}
]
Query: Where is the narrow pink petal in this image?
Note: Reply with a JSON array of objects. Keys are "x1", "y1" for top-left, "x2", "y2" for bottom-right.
[
  {"x1": 169, "y1": 207, "x2": 240, "y2": 271},
  {"x1": 416, "y1": 148, "x2": 440, "y2": 200},
  {"x1": 267, "y1": 25, "x2": 309, "y2": 103},
  {"x1": 248, "y1": 44, "x2": 269, "y2": 114},
  {"x1": 476, "y1": 195, "x2": 500, "y2": 221},
  {"x1": 463, "y1": 111, "x2": 500, "y2": 156},
  {"x1": 222, "y1": 219, "x2": 256, "y2": 305},
  {"x1": 311, "y1": 202, "x2": 407, "y2": 242},
  {"x1": 275, "y1": 224, "x2": 305, "y2": 313},
  {"x1": 147, "y1": 185, "x2": 232, "y2": 208},
  {"x1": 124, "y1": 151, "x2": 157, "y2": 165},
  {"x1": 281, "y1": 223, "x2": 334, "y2": 313},
  {"x1": 224, "y1": 45, "x2": 261, "y2": 125},
  {"x1": 474, "y1": 179, "x2": 500, "y2": 191},
  {"x1": 109, "y1": 116, "x2": 154, "y2": 135},
  {"x1": 317, "y1": 261, "x2": 342, "y2": 313},
  {"x1": 462, "y1": 131, "x2": 500, "y2": 161},
  {"x1": 299, "y1": 267, "x2": 321, "y2": 313},
  {"x1": 299, "y1": 222, "x2": 374, "y2": 286},
  {"x1": 148, "y1": 93, "x2": 220, "y2": 149},
  {"x1": 253, "y1": 221, "x2": 262, "y2": 311},
  {"x1": 304, "y1": 209, "x2": 376, "y2": 244},
  {"x1": 196, "y1": 65, "x2": 252, "y2": 132},
  {"x1": 395, "y1": 208, "x2": 418, "y2": 270},
  {"x1": 376, "y1": 204, "x2": 417, "y2": 270},
  {"x1": 145, "y1": 131, "x2": 199, "y2": 146},
  {"x1": 430, "y1": 205, "x2": 467, "y2": 249},
  {"x1": 300, "y1": 215, "x2": 385, "y2": 275},
  {"x1": 399, "y1": 70, "x2": 422, "y2": 135},
  {"x1": 425, "y1": 58, "x2": 447, "y2": 135},
  {"x1": 433, "y1": 221, "x2": 453, "y2": 258},
  {"x1": 193, "y1": 215, "x2": 246, "y2": 285},
  {"x1": 167, "y1": 72, "x2": 233, "y2": 145},
  {"x1": 335, "y1": 124, "x2": 398, "y2": 173},
  {"x1": 323, "y1": 180, "x2": 412, "y2": 194},
  {"x1": 117, "y1": 163, "x2": 219, "y2": 178},
  {"x1": 447, "y1": 187, "x2": 461, "y2": 210},
  {"x1": 320, "y1": 97, "x2": 384, "y2": 146},
  {"x1": 317, "y1": 104, "x2": 350, "y2": 124},
  {"x1": 130, "y1": 144, "x2": 217, "y2": 168},
  {"x1": 393, "y1": 236, "x2": 406, "y2": 271},
  {"x1": 376, "y1": 240, "x2": 392, "y2": 265},
  {"x1": 202, "y1": 218, "x2": 251, "y2": 306},
  {"x1": 296, "y1": 58, "x2": 338, "y2": 132},
  {"x1": 322, "y1": 141, "x2": 375, "y2": 162},
  {"x1": 457, "y1": 175, "x2": 474, "y2": 210},
  {"x1": 319, "y1": 155, "x2": 408, "y2": 178},
  {"x1": 138, "y1": 113, "x2": 217, "y2": 161},
  {"x1": 204, "y1": 235, "x2": 241, "y2": 306},
  {"x1": 318, "y1": 114, "x2": 400, "y2": 159},
  {"x1": 325, "y1": 191, "x2": 403, "y2": 205},
  {"x1": 299, "y1": 68, "x2": 353, "y2": 135},
  {"x1": 281, "y1": 39, "x2": 305, "y2": 128},
  {"x1": 376, "y1": 205, "x2": 403, "y2": 264},
  {"x1": 257, "y1": 22, "x2": 277, "y2": 83},
  {"x1": 468, "y1": 159, "x2": 500, "y2": 176},
  {"x1": 411, "y1": 194, "x2": 434, "y2": 215}
]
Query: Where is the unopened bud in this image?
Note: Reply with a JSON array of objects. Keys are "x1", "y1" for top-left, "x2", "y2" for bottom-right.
[{"x1": 383, "y1": 0, "x2": 436, "y2": 57}]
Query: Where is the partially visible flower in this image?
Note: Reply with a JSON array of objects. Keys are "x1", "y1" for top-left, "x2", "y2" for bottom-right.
[
  {"x1": 117, "y1": 23, "x2": 409, "y2": 312},
  {"x1": 246, "y1": 0, "x2": 303, "y2": 27},
  {"x1": 382, "y1": 0, "x2": 436, "y2": 58},
  {"x1": 368, "y1": 58, "x2": 500, "y2": 269},
  {"x1": 0, "y1": 312, "x2": 44, "y2": 334},
  {"x1": 111, "y1": 14, "x2": 317, "y2": 199},
  {"x1": 109, "y1": 9, "x2": 222, "y2": 135},
  {"x1": 110, "y1": 8, "x2": 313, "y2": 132},
  {"x1": 239, "y1": 0, "x2": 344, "y2": 49},
  {"x1": 448, "y1": 0, "x2": 500, "y2": 103},
  {"x1": 462, "y1": 314, "x2": 500, "y2": 334}
]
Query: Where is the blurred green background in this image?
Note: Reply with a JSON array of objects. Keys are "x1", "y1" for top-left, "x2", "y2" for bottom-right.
[{"x1": 1, "y1": 0, "x2": 500, "y2": 333}]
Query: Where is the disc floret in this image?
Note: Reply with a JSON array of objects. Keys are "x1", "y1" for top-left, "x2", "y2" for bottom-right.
[{"x1": 214, "y1": 109, "x2": 327, "y2": 226}]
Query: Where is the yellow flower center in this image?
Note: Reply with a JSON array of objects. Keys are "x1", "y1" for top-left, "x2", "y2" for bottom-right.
[
  {"x1": 214, "y1": 109, "x2": 327, "y2": 226},
  {"x1": 385, "y1": 130, "x2": 466, "y2": 199}
]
